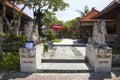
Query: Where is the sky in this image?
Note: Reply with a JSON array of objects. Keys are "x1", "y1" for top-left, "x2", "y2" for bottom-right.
[{"x1": 22, "y1": 0, "x2": 113, "y2": 22}]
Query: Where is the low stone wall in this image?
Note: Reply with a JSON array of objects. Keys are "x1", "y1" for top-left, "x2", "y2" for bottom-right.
[{"x1": 19, "y1": 44, "x2": 43, "y2": 72}]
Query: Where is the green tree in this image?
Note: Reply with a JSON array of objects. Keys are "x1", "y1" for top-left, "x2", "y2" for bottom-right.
[
  {"x1": 43, "y1": 15, "x2": 64, "y2": 28},
  {"x1": 1, "y1": 0, "x2": 69, "y2": 36},
  {"x1": 0, "y1": 0, "x2": 69, "y2": 57},
  {"x1": 0, "y1": 0, "x2": 29, "y2": 58},
  {"x1": 76, "y1": 5, "x2": 89, "y2": 18},
  {"x1": 31, "y1": 0, "x2": 69, "y2": 36},
  {"x1": 65, "y1": 17, "x2": 79, "y2": 39}
]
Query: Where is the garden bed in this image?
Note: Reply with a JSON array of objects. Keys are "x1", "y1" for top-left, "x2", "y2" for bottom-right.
[{"x1": 111, "y1": 47, "x2": 120, "y2": 67}]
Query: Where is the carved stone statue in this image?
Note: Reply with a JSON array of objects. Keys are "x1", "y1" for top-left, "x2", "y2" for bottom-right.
[
  {"x1": 92, "y1": 20, "x2": 107, "y2": 46},
  {"x1": 31, "y1": 31, "x2": 39, "y2": 45}
]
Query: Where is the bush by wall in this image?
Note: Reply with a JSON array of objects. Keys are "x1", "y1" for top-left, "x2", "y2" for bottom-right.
[
  {"x1": 46, "y1": 29, "x2": 56, "y2": 41},
  {"x1": 2, "y1": 33, "x2": 27, "y2": 52},
  {"x1": 0, "y1": 52, "x2": 20, "y2": 71}
]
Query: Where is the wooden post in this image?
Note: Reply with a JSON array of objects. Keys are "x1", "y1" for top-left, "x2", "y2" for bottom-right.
[
  {"x1": 116, "y1": 11, "x2": 120, "y2": 40},
  {"x1": 0, "y1": 16, "x2": 3, "y2": 45},
  {"x1": 0, "y1": 16, "x2": 3, "y2": 32}
]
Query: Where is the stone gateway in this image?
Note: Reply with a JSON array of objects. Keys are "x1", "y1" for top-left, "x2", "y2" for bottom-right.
[{"x1": 86, "y1": 20, "x2": 112, "y2": 73}]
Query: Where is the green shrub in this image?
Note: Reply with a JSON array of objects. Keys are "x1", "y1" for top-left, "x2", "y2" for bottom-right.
[
  {"x1": 0, "y1": 52, "x2": 20, "y2": 71},
  {"x1": 52, "y1": 38, "x2": 61, "y2": 42},
  {"x1": 0, "y1": 32, "x2": 7, "y2": 38},
  {"x1": 71, "y1": 32, "x2": 77, "y2": 39},
  {"x1": 0, "y1": 33, "x2": 27, "y2": 71},
  {"x1": 2, "y1": 33, "x2": 27, "y2": 52},
  {"x1": 46, "y1": 29, "x2": 56, "y2": 41},
  {"x1": 43, "y1": 43, "x2": 48, "y2": 53},
  {"x1": 112, "y1": 48, "x2": 120, "y2": 54}
]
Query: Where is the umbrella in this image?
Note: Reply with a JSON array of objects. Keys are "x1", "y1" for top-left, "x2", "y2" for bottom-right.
[{"x1": 50, "y1": 25, "x2": 65, "y2": 32}]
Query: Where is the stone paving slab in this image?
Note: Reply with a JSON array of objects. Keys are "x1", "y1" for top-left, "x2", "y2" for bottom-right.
[
  {"x1": 54, "y1": 46, "x2": 81, "y2": 59},
  {"x1": 42, "y1": 46, "x2": 84, "y2": 59},
  {"x1": 75, "y1": 47, "x2": 86, "y2": 57}
]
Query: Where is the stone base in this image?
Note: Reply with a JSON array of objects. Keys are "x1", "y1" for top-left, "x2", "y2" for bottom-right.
[
  {"x1": 86, "y1": 44, "x2": 112, "y2": 73},
  {"x1": 19, "y1": 44, "x2": 43, "y2": 72}
]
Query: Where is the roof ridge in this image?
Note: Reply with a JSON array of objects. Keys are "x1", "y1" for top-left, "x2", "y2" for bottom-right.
[{"x1": 80, "y1": 8, "x2": 99, "y2": 21}]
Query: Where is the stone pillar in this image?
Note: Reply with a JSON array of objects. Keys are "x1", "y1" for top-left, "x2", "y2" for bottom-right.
[
  {"x1": 86, "y1": 20, "x2": 112, "y2": 73},
  {"x1": 19, "y1": 44, "x2": 43, "y2": 72},
  {"x1": 27, "y1": 21, "x2": 33, "y2": 41},
  {"x1": 0, "y1": 16, "x2": 3, "y2": 32}
]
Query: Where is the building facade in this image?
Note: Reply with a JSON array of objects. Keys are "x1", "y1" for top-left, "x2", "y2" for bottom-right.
[{"x1": 79, "y1": 8, "x2": 116, "y2": 43}]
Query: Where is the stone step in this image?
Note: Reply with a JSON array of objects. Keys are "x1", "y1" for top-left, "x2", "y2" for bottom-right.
[
  {"x1": 42, "y1": 59, "x2": 87, "y2": 63},
  {"x1": 37, "y1": 63, "x2": 94, "y2": 73},
  {"x1": 37, "y1": 69, "x2": 94, "y2": 73},
  {"x1": 53, "y1": 45, "x2": 85, "y2": 47}
]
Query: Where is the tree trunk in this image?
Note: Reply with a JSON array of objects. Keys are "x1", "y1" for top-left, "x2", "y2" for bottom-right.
[{"x1": 2, "y1": 0, "x2": 12, "y2": 31}]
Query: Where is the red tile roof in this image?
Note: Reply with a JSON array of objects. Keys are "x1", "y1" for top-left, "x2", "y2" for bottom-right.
[
  {"x1": 80, "y1": 8, "x2": 99, "y2": 22},
  {"x1": 5, "y1": 0, "x2": 32, "y2": 20}
]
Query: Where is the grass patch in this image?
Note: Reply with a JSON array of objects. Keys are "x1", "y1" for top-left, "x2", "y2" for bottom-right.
[
  {"x1": 112, "y1": 47, "x2": 120, "y2": 54},
  {"x1": 52, "y1": 39, "x2": 61, "y2": 42}
]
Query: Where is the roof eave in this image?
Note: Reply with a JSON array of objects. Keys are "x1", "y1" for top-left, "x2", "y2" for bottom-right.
[{"x1": 93, "y1": 1, "x2": 120, "y2": 19}]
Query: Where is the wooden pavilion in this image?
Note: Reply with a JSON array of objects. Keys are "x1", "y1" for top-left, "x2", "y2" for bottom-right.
[
  {"x1": 79, "y1": 8, "x2": 116, "y2": 42},
  {"x1": 93, "y1": 0, "x2": 120, "y2": 41}
]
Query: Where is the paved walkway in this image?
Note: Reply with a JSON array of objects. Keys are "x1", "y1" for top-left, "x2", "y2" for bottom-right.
[
  {"x1": 42, "y1": 46, "x2": 84, "y2": 59},
  {"x1": 53, "y1": 38, "x2": 86, "y2": 46},
  {"x1": 53, "y1": 38, "x2": 86, "y2": 57},
  {"x1": 40, "y1": 42, "x2": 89, "y2": 73}
]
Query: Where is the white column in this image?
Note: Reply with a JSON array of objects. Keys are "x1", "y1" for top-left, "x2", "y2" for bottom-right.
[{"x1": 19, "y1": 44, "x2": 43, "y2": 72}]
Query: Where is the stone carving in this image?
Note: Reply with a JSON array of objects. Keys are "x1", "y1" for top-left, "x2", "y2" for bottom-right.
[
  {"x1": 27, "y1": 22, "x2": 39, "y2": 45},
  {"x1": 89, "y1": 20, "x2": 107, "y2": 47},
  {"x1": 27, "y1": 22, "x2": 33, "y2": 41},
  {"x1": 31, "y1": 31, "x2": 39, "y2": 45}
]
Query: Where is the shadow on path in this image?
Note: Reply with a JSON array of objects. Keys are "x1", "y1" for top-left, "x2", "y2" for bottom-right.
[{"x1": 0, "y1": 71, "x2": 33, "y2": 80}]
